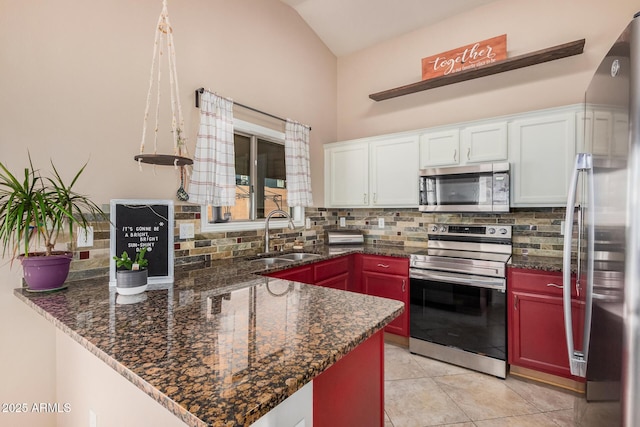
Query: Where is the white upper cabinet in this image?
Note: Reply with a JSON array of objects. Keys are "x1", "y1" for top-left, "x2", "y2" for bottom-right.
[
  {"x1": 419, "y1": 129, "x2": 460, "y2": 167},
  {"x1": 370, "y1": 135, "x2": 419, "y2": 206},
  {"x1": 461, "y1": 121, "x2": 508, "y2": 163},
  {"x1": 324, "y1": 135, "x2": 419, "y2": 208},
  {"x1": 509, "y1": 109, "x2": 576, "y2": 206},
  {"x1": 420, "y1": 121, "x2": 508, "y2": 168},
  {"x1": 325, "y1": 104, "x2": 582, "y2": 209},
  {"x1": 325, "y1": 142, "x2": 369, "y2": 207}
]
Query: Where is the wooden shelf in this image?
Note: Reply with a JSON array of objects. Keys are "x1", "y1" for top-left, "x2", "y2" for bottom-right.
[{"x1": 369, "y1": 39, "x2": 585, "y2": 102}]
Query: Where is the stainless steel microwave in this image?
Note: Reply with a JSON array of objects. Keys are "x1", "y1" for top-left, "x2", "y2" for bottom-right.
[{"x1": 418, "y1": 162, "x2": 510, "y2": 212}]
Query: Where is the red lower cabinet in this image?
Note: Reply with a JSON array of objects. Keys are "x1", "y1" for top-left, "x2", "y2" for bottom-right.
[
  {"x1": 313, "y1": 256, "x2": 351, "y2": 290},
  {"x1": 508, "y1": 268, "x2": 585, "y2": 381},
  {"x1": 265, "y1": 264, "x2": 313, "y2": 283},
  {"x1": 313, "y1": 330, "x2": 384, "y2": 427},
  {"x1": 315, "y1": 272, "x2": 349, "y2": 290},
  {"x1": 361, "y1": 255, "x2": 409, "y2": 337},
  {"x1": 266, "y1": 253, "x2": 409, "y2": 337}
]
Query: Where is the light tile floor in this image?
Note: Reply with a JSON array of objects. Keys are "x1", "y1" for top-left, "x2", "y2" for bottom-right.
[{"x1": 383, "y1": 343, "x2": 596, "y2": 427}]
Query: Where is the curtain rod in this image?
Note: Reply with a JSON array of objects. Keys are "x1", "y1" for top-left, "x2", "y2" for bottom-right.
[{"x1": 195, "y1": 88, "x2": 311, "y2": 131}]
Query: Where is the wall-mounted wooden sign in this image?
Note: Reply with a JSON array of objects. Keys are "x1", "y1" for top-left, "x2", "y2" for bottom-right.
[
  {"x1": 109, "y1": 199, "x2": 174, "y2": 286},
  {"x1": 422, "y1": 34, "x2": 507, "y2": 80}
]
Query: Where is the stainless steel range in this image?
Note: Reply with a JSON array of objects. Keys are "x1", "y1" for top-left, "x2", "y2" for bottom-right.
[{"x1": 409, "y1": 224, "x2": 512, "y2": 378}]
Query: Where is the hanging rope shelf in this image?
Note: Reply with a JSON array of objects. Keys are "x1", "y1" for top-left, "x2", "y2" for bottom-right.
[{"x1": 135, "y1": 0, "x2": 192, "y2": 169}]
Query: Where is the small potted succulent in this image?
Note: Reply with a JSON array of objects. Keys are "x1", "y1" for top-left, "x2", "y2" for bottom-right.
[
  {"x1": 0, "y1": 155, "x2": 106, "y2": 292},
  {"x1": 113, "y1": 247, "x2": 149, "y2": 295}
]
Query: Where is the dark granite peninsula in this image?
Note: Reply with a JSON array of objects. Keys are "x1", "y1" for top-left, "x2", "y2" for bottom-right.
[{"x1": 15, "y1": 260, "x2": 403, "y2": 427}]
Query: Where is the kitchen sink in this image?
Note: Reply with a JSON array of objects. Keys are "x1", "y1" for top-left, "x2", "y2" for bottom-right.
[
  {"x1": 249, "y1": 257, "x2": 294, "y2": 266},
  {"x1": 276, "y1": 253, "x2": 323, "y2": 261}
]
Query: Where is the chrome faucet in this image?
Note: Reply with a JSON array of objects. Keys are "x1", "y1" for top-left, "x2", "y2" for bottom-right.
[{"x1": 264, "y1": 209, "x2": 295, "y2": 253}]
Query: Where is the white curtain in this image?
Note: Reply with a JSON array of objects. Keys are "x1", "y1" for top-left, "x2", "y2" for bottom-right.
[
  {"x1": 188, "y1": 91, "x2": 236, "y2": 206},
  {"x1": 285, "y1": 120, "x2": 313, "y2": 207}
]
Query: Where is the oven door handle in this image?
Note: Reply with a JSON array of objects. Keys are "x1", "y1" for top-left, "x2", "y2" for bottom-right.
[{"x1": 410, "y1": 269, "x2": 505, "y2": 291}]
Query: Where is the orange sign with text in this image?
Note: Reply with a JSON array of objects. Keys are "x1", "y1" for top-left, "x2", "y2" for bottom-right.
[{"x1": 421, "y1": 35, "x2": 507, "y2": 80}]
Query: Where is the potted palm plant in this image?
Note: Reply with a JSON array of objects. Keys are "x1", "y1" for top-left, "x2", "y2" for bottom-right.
[
  {"x1": 112, "y1": 247, "x2": 149, "y2": 295},
  {"x1": 0, "y1": 155, "x2": 106, "y2": 292}
]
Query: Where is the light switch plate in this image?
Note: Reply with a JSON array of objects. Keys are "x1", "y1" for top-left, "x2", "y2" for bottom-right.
[
  {"x1": 339, "y1": 217, "x2": 346, "y2": 227},
  {"x1": 77, "y1": 226, "x2": 94, "y2": 247},
  {"x1": 378, "y1": 218, "x2": 384, "y2": 228}
]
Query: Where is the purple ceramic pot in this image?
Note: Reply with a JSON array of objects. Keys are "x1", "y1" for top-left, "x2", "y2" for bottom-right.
[{"x1": 19, "y1": 252, "x2": 73, "y2": 292}]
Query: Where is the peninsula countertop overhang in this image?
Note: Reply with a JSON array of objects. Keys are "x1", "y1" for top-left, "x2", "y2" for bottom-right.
[{"x1": 14, "y1": 253, "x2": 404, "y2": 427}]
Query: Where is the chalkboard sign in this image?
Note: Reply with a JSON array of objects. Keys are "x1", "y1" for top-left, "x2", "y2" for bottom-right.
[{"x1": 109, "y1": 199, "x2": 174, "y2": 286}]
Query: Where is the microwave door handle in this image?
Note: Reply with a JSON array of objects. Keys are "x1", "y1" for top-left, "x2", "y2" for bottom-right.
[{"x1": 562, "y1": 153, "x2": 591, "y2": 377}]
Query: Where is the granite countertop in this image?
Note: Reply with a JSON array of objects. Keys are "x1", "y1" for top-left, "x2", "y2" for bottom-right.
[
  {"x1": 509, "y1": 254, "x2": 569, "y2": 273},
  {"x1": 15, "y1": 247, "x2": 405, "y2": 427}
]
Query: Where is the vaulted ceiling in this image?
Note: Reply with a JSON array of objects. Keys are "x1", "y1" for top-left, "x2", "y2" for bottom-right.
[{"x1": 280, "y1": 0, "x2": 498, "y2": 56}]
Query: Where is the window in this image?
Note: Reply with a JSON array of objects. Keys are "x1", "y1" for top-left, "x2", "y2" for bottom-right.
[{"x1": 200, "y1": 119, "x2": 304, "y2": 232}]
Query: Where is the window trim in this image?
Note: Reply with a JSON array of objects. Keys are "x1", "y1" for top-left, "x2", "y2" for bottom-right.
[{"x1": 199, "y1": 119, "x2": 305, "y2": 233}]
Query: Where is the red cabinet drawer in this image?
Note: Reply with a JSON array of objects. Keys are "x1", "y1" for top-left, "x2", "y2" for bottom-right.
[
  {"x1": 508, "y1": 268, "x2": 578, "y2": 298},
  {"x1": 361, "y1": 255, "x2": 408, "y2": 276}
]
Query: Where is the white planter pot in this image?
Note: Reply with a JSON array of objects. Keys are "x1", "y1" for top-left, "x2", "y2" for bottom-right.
[{"x1": 115, "y1": 269, "x2": 148, "y2": 295}]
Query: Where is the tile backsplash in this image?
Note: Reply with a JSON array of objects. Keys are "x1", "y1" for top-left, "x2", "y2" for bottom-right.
[{"x1": 67, "y1": 205, "x2": 567, "y2": 280}]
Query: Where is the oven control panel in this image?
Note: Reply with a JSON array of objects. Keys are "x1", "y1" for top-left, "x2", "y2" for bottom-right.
[{"x1": 427, "y1": 224, "x2": 512, "y2": 239}]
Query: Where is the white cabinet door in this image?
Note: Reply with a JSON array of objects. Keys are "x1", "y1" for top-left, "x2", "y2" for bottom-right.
[
  {"x1": 370, "y1": 135, "x2": 419, "y2": 207},
  {"x1": 461, "y1": 121, "x2": 508, "y2": 163},
  {"x1": 419, "y1": 129, "x2": 460, "y2": 167},
  {"x1": 325, "y1": 142, "x2": 369, "y2": 207},
  {"x1": 509, "y1": 112, "x2": 576, "y2": 206}
]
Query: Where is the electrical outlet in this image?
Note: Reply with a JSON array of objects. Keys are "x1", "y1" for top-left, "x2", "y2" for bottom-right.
[
  {"x1": 339, "y1": 217, "x2": 346, "y2": 227},
  {"x1": 77, "y1": 226, "x2": 94, "y2": 247},
  {"x1": 179, "y1": 223, "x2": 195, "y2": 239},
  {"x1": 560, "y1": 220, "x2": 565, "y2": 235},
  {"x1": 378, "y1": 218, "x2": 385, "y2": 228},
  {"x1": 305, "y1": 217, "x2": 311, "y2": 229}
]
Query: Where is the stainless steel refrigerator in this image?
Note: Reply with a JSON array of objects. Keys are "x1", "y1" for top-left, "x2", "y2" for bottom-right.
[{"x1": 562, "y1": 11, "x2": 640, "y2": 427}]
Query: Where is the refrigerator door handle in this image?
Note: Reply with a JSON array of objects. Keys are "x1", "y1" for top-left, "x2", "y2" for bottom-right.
[{"x1": 562, "y1": 153, "x2": 593, "y2": 377}]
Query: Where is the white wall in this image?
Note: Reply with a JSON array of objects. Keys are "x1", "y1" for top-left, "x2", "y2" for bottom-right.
[
  {"x1": 0, "y1": 265, "x2": 56, "y2": 427},
  {"x1": 335, "y1": 0, "x2": 639, "y2": 141},
  {"x1": 55, "y1": 330, "x2": 187, "y2": 427},
  {"x1": 0, "y1": 0, "x2": 337, "y2": 207},
  {"x1": 0, "y1": 1, "x2": 336, "y2": 425}
]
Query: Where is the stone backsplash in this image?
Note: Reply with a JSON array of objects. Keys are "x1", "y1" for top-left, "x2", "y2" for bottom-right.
[{"x1": 67, "y1": 205, "x2": 568, "y2": 280}]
